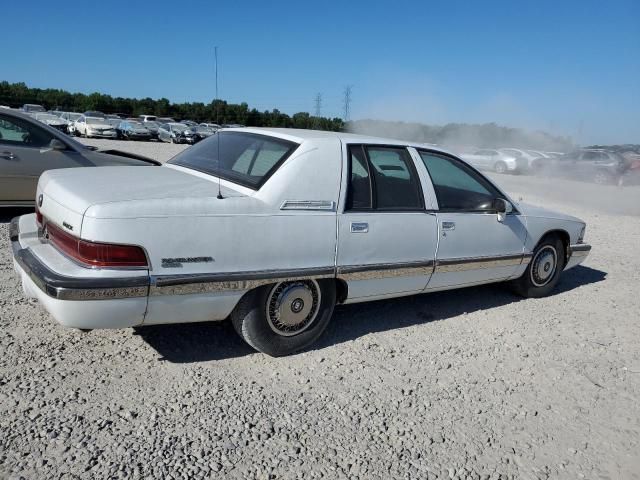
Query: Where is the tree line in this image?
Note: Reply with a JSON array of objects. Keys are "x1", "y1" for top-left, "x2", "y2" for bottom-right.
[{"x1": 0, "y1": 81, "x2": 344, "y2": 131}]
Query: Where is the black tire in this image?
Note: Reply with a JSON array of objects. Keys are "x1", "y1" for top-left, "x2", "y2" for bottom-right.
[
  {"x1": 494, "y1": 161, "x2": 507, "y2": 174},
  {"x1": 593, "y1": 170, "x2": 613, "y2": 185},
  {"x1": 510, "y1": 234, "x2": 565, "y2": 298},
  {"x1": 231, "y1": 279, "x2": 336, "y2": 356}
]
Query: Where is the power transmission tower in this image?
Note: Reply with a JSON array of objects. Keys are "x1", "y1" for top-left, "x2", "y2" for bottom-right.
[
  {"x1": 313, "y1": 93, "x2": 322, "y2": 129},
  {"x1": 343, "y1": 85, "x2": 352, "y2": 122}
]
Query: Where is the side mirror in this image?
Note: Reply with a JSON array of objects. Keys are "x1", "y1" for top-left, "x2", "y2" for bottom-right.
[
  {"x1": 50, "y1": 139, "x2": 67, "y2": 151},
  {"x1": 40, "y1": 138, "x2": 67, "y2": 153},
  {"x1": 494, "y1": 198, "x2": 513, "y2": 222}
]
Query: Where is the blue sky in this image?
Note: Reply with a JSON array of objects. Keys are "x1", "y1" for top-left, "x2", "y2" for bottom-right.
[{"x1": 3, "y1": 0, "x2": 638, "y2": 144}]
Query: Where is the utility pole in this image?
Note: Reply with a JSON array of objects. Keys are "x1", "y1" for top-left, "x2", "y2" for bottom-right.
[
  {"x1": 343, "y1": 85, "x2": 352, "y2": 122},
  {"x1": 313, "y1": 93, "x2": 322, "y2": 129}
]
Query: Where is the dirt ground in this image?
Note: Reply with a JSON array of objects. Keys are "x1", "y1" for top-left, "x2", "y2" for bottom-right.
[{"x1": 1, "y1": 139, "x2": 639, "y2": 479}]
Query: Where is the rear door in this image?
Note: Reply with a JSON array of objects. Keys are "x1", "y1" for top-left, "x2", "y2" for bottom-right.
[
  {"x1": 337, "y1": 144, "x2": 439, "y2": 300},
  {"x1": 415, "y1": 150, "x2": 528, "y2": 289},
  {"x1": 0, "y1": 113, "x2": 89, "y2": 203}
]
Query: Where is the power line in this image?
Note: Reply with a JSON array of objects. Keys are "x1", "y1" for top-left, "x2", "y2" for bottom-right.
[
  {"x1": 313, "y1": 92, "x2": 322, "y2": 129},
  {"x1": 343, "y1": 85, "x2": 352, "y2": 122}
]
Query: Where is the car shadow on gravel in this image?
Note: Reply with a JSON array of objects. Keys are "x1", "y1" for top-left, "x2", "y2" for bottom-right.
[
  {"x1": 0, "y1": 207, "x2": 33, "y2": 223},
  {"x1": 136, "y1": 265, "x2": 605, "y2": 363}
]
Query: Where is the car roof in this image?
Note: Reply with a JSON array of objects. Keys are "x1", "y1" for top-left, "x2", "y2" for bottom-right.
[{"x1": 223, "y1": 127, "x2": 448, "y2": 152}]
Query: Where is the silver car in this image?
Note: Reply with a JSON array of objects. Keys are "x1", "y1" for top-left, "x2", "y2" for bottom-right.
[
  {"x1": 460, "y1": 149, "x2": 522, "y2": 174},
  {"x1": 0, "y1": 109, "x2": 159, "y2": 206}
]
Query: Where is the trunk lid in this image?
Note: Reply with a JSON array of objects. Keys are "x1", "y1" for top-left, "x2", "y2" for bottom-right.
[{"x1": 37, "y1": 165, "x2": 247, "y2": 233}]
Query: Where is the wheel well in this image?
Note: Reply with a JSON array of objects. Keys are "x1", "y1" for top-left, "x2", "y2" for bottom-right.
[
  {"x1": 335, "y1": 278, "x2": 348, "y2": 304},
  {"x1": 537, "y1": 229, "x2": 570, "y2": 262}
]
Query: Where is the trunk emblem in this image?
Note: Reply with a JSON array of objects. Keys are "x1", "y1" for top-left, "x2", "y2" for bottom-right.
[{"x1": 62, "y1": 221, "x2": 73, "y2": 231}]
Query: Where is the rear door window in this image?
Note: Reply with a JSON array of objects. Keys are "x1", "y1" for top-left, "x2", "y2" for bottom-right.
[{"x1": 346, "y1": 145, "x2": 423, "y2": 211}]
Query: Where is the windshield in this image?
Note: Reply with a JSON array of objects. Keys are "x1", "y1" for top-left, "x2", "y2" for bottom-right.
[
  {"x1": 86, "y1": 117, "x2": 105, "y2": 125},
  {"x1": 170, "y1": 124, "x2": 187, "y2": 132},
  {"x1": 168, "y1": 131, "x2": 299, "y2": 189},
  {"x1": 68, "y1": 113, "x2": 82, "y2": 121},
  {"x1": 129, "y1": 121, "x2": 144, "y2": 127},
  {"x1": 144, "y1": 121, "x2": 159, "y2": 128}
]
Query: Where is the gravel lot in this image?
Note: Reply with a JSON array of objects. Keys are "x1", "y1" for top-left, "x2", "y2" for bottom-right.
[{"x1": 1, "y1": 140, "x2": 639, "y2": 479}]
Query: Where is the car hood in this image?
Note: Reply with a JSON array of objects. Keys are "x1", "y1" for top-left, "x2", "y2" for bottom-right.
[
  {"x1": 516, "y1": 202, "x2": 583, "y2": 223},
  {"x1": 38, "y1": 165, "x2": 248, "y2": 222},
  {"x1": 86, "y1": 123, "x2": 113, "y2": 130}
]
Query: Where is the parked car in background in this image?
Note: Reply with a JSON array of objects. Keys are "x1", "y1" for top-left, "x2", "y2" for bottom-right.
[
  {"x1": 0, "y1": 109, "x2": 159, "y2": 206},
  {"x1": 525, "y1": 150, "x2": 553, "y2": 159},
  {"x1": 139, "y1": 115, "x2": 157, "y2": 123},
  {"x1": 200, "y1": 122, "x2": 220, "y2": 130},
  {"x1": 156, "y1": 117, "x2": 176, "y2": 124},
  {"x1": 180, "y1": 120, "x2": 197, "y2": 127},
  {"x1": 9, "y1": 128, "x2": 590, "y2": 356},
  {"x1": 105, "y1": 118, "x2": 122, "y2": 129},
  {"x1": 22, "y1": 104, "x2": 46, "y2": 114},
  {"x1": 190, "y1": 125, "x2": 216, "y2": 143},
  {"x1": 58, "y1": 112, "x2": 82, "y2": 135},
  {"x1": 532, "y1": 149, "x2": 628, "y2": 184},
  {"x1": 158, "y1": 122, "x2": 195, "y2": 144},
  {"x1": 74, "y1": 116, "x2": 117, "y2": 139},
  {"x1": 83, "y1": 110, "x2": 106, "y2": 119},
  {"x1": 140, "y1": 120, "x2": 160, "y2": 140},
  {"x1": 33, "y1": 113, "x2": 69, "y2": 134},
  {"x1": 459, "y1": 149, "x2": 524, "y2": 174},
  {"x1": 498, "y1": 148, "x2": 538, "y2": 171},
  {"x1": 116, "y1": 120, "x2": 152, "y2": 141}
]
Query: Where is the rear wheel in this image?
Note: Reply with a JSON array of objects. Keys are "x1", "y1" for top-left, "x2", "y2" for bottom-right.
[
  {"x1": 593, "y1": 170, "x2": 613, "y2": 185},
  {"x1": 231, "y1": 279, "x2": 336, "y2": 356},
  {"x1": 494, "y1": 161, "x2": 507, "y2": 174},
  {"x1": 510, "y1": 234, "x2": 565, "y2": 298}
]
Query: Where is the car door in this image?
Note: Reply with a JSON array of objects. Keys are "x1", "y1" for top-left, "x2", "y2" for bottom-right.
[
  {"x1": 0, "y1": 113, "x2": 90, "y2": 203},
  {"x1": 415, "y1": 149, "x2": 528, "y2": 289},
  {"x1": 337, "y1": 144, "x2": 439, "y2": 300}
]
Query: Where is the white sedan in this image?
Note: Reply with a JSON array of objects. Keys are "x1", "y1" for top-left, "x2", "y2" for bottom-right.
[
  {"x1": 11, "y1": 128, "x2": 591, "y2": 356},
  {"x1": 73, "y1": 115, "x2": 117, "y2": 139}
]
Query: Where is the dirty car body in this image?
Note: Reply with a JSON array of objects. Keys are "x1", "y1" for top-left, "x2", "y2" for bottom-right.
[{"x1": 11, "y1": 128, "x2": 591, "y2": 356}]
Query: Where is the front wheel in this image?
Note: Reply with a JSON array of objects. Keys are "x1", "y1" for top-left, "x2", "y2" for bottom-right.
[
  {"x1": 510, "y1": 235, "x2": 565, "y2": 298},
  {"x1": 593, "y1": 170, "x2": 613, "y2": 185},
  {"x1": 231, "y1": 279, "x2": 336, "y2": 356},
  {"x1": 494, "y1": 161, "x2": 508, "y2": 174}
]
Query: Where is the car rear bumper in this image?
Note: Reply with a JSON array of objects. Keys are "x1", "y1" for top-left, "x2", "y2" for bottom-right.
[
  {"x1": 10, "y1": 216, "x2": 148, "y2": 328},
  {"x1": 565, "y1": 243, "x2": 591, "y2": 270}
]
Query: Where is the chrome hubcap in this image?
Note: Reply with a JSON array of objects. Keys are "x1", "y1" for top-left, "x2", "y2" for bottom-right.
[
  {"x1": 266, "y1": 280, "x2": 321, "y2": 336},
  {"x1": 530, "y1": 246, "x2": 557, "y2": 287}
]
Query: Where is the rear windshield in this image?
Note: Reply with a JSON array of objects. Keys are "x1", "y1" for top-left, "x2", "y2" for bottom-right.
[{"x1": 168, "y1": 131, "x2": 299, "y2": 189}]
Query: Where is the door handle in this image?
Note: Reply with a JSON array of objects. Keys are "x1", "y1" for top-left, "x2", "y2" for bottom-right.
[
  {"x1": 350, "y1": 222, "x2": 369, "y2": 233},
  {"x1": 0, "y1": 151, "x2": 17, "y2": 160},
  {"x1": 442, "y1": 221, "x2": 455, "y2": 231}
]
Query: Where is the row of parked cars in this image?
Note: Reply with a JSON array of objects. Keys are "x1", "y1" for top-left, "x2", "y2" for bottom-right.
[
  {"x1": 459, "y1": 147, "x2": 640, "y2": 185},
  {"x1": 18, "y1": 104, "x2": 244, "y2": 145}
]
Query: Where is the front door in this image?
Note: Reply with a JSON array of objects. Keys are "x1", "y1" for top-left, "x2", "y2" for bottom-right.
[
  {"x1": 337, "y1": 144, "x2": 439, "y2": 300},
  {"x1": 0, "y1": 113, "x2": 88, "y2": 203},
  {"x1": 415, "y1": 150, "x2": 528, "y2": 289}
]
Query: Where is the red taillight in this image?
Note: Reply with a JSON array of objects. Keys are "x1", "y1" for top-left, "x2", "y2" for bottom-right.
[
  {"x1": 35, "y1": 204, "x2": 43, "y2": 227},
  {"x1": 44, "y1": 221, "x2": 148, "y2": 268}
]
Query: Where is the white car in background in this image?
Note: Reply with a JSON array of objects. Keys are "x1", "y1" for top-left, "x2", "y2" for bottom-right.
[
  {"x1": 73, "y1": 115, "x2": 117, "y2": 139},
  {"x1": 498, "y1": 148, "x2": 538, "y2": 171},
  {"x1": 59, "y1": 112, "x2": 82, "y2": 135},
  {"x1": 11, "y1": 129, "x2": 591, "y2": 356},
  {"x1": 460, "y1": 149, "x2": 524, "y2": 174},
  {"x1": 33, "y1": 113, "x2": 69, "y2": 134}
]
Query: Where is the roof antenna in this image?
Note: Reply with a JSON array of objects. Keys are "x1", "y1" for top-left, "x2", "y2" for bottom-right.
[{"x1": 215, "y1": 45, "x2": 223, "y2": 200}]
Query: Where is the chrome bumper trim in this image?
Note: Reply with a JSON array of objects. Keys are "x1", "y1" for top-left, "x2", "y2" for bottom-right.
[
  {"x1": 11, "y1": 217, "x2": 150, "y2": 301},
  {"x1": 569, "y1": 243, "x2": 591, "y2": 258},
  {"x1": 434, "y1": 253, "x2": 529, "y2": 273}
]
